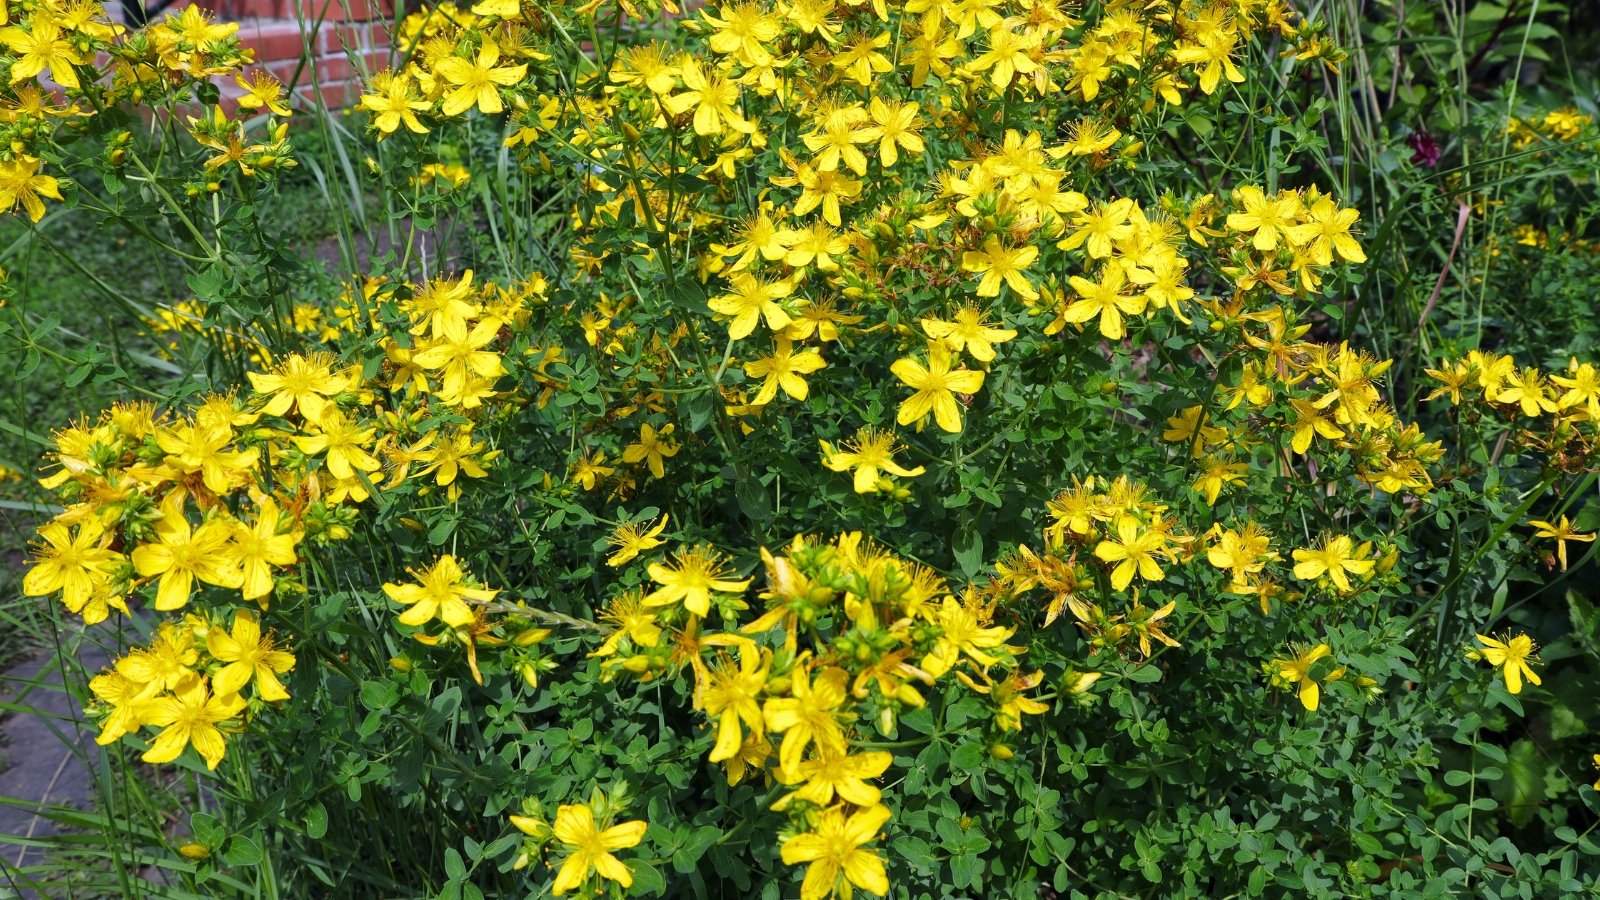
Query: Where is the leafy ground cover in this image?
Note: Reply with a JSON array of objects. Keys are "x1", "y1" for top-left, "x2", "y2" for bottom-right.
[{"x1": 2, "y1": 0, "x2": 1600, "y2": 897}]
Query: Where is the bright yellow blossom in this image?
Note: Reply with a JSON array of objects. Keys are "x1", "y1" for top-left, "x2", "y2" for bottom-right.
[
  {"x1": 382, "y1": 555, "x2": 498, "y2": 628},
  {"x1": 207, "y1": 609, "x2": 295, "y2": 702},
  {"x1": 1474, "y1": 632, "x2": 1541, "y2": 694},
  {"x1": 644, "y1": 545, "x2": 752, "y2": 617},
  {"x1": 138, "y1": 679, "x2": 246, "y2": 771},
  {"x1": 549, "y1": 804, "x2": 648, "y2": 895},
  {"x1": 779, "y1": 804, "x2": 891, "y2": 900},
  {"x1": 891, "y1": 342, "x2": 985, "y2": 433},
  {"x1": 1529, "y1": 516, "x2": 1595, "y2": 571}
]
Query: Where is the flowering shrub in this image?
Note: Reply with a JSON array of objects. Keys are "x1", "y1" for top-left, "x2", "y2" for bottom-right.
[{"x1": 9, "y1": 0, "x2": 1600, "y2": 896}]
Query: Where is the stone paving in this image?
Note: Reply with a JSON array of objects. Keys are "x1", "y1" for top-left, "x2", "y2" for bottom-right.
[{"x1": 0, "y1": 640, "x2": 112, "y2": 878}]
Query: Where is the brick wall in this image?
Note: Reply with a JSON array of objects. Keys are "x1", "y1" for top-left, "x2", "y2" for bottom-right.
[{"x1": 172, "y1": 0, "x2": 397, "y2": 110}]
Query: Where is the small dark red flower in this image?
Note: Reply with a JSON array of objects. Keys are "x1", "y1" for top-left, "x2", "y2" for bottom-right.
[{"x1": 1408, "y1": 130, "x2": 1441, "y2": 167}]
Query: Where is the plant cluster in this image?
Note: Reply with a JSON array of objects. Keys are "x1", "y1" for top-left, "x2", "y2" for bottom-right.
[{"x1": 8, "y1": 0, "x2": 1600, "y2": 896}]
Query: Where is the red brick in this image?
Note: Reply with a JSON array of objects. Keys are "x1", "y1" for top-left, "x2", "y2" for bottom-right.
[
  {"x1": 320, "y1": 21, "x2": 390, "y2": 55},
  {"x1": 294, "y1": 78, "x2": 363, "y2": 109},
  {"x1": 213, "y1": 0, "x2": 289, "y2": 18},
  {"x1": 265, "y1": 57, "x2": 309, "y2": 85},
  {"x1": 311, "y1": 48, "x2": 388, "y2": 83},
  {"x1": 290, "y1": 0, "x2": 395, "y2": 23},
  {"x1": 240, "y1": 21, "x2": 312, "y2": 64}
]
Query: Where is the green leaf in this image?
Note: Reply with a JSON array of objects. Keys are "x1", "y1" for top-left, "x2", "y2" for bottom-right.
[
  {"x1": 735, "y1": 473, "x2": 772, "y2": 522},
  {"x1": 222, "y1": 835, "x2": 263, "y2": 867},
  {"x1": 630, "y1": 861, "x2": 668, "y2": 895},
  {"x1": 304, "y1": 802, "x2": 328, "y2": 840},
  {"x1": 1491, "y1": 739, "x2": 1545, "y2": 826},
  {"x1": 444, "y1": 847, "x2": 467, "y2": 881},
  {"x1": 192, "y1": 812, "x2": 225, "y2": 848},
  {"x1": 360, "y1": 680, "x2": 398, "y2": 711},
  {"x1": 895, "y1": 836, "x2": 938, "y2": 873},
  {"x1": 949, "y1": 851, "x2": 982, "y2": 889},
  {"x1": 950, "y1": 741, "x2": 985, "y2": 772},
  {"x1": 1124, "y1": 663, "x2": 1164, "y2": 684},
  {"x1": 953, "y1": 523, "x2": 984, "y2": 580}
]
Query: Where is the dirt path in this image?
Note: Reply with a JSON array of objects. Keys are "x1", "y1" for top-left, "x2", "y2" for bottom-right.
[{"x1": 0, "y1": 638, "x2": 112, "y2": 871}]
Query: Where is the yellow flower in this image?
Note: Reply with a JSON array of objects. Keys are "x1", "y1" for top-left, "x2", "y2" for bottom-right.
[
  {"x1": 776, "y1": 747, "x2": 892, "y2": 807},
  {"x1": 570, "y1": 450, "x2": 615, "y2": 491},
  {"x1": 665, "y1": 59, "x2": 754, "y2": 136},
  {"x1": 407, "y1": 270, "x2": 479, "y2": 341},
  {"x1": 763, "y1": 665, "x2": 850, "y2": 774},
  {"x1": 829, "y1": 30, "x2": 892, "y2": 86},
  {"x1": 744, "y1": 337, "x2": 826, "y2": 405},
  {"x1": 708, "y1": 273, "x2": 792, "y2": 340},
  {"x1": 957, "y1": 668, "x2": 1050, "y2": 731},
  {"x1": 294, "y1": 408, "x2": 381, "y2": 481},
  {"x1": 1173, "y1": 30, "x2": 1245, "y2": 95},
  {"x1": 360, "y1": 69, "x2": 430, "y2": 135},
  {"x1": 247, "y1": 352, "x2": 351, "y2": 420},
  {"x1": 413, "y1": 320, "x2": 508, "y2": 399},
  {"x1": 1291, "y1": 535, "x2": 1374, "y2": 593},
  {"x1": 1094, "y1": 515, "x2": 1168, "y2": 592},
  {"x1": 1057, "y1": 197, "x2": 1134, "y2": 258},
  {"x1": 549, "y1": 804, "x2": 648, "y2": 895},
  {"x1": 0, "y1": 20, "x2": 83, "y2": 89},
  {"x1": 234, "y1": 70, "x2": 292, "y2": 116},
  {"x1": 382, "y1": 555, "x2": 498, "y2": 628},
  {"x1": 138, "y1": 679, "x2": 246, "y2": 771},
  {"x1": 1226, "y1": 186, "x2": 1302, "y2": 252},
  {"x1": 1192, "y1": 456, "x2": 1247, "y2": 506},
  {"x1": 622, "y1": 422, "x2": 680, "y2": 480},
  {"x1": 592, "y1": 590, "x2": 664, "y2": 658},
  {"x1": 228, "y1": 498, "x2": 300, "y2": 603},
  {"x1": 207, "y1": 609, "x2": 295, "y2": 702},
  {"x1": 131, "y1": 504, "x2": 244, "y2": 611},
  {"x1": 891, "y1": 342, "x2": 985, "y2": 434},
  {"x1": 1496, "y1": 367, "x2": 1558, "y2": 417},
  {"x1": 116, "y1": 624, "x2": 199, "y2": 693},
  {"x1": 779, "y1": 803, "x2": 891, "y2": 900},
  {"x1": 90, "y1": 669, "x2": 155, "y2": 746},
  {"x1": 1474, "y1": 632, "x2": 1541, "y2": 694},
  {"x1": 1269, "y1": 643, "x2": 1333, "y2": 711},
  {"x1": 961, "y1": 236, "x2": 1039, "y2": 301},
  {"x1": 920, "y1": 595, "x2": 1014, "y2": 677},
  {"x1": 606, "y1": 514, "x2": 669, "y2": 567},
  {"x1": 921, "y1": 305, "x2": 1017, "y2": 361},
  {"x1": 1551, "y1": 360, "x2": 1600, "y2": 418},
  {"x1": 434, "y1": 43, "x2": 527, "y2": 116},
  {"x1": 1206, "y1": 523, "x2": 1278, "y2": 594},
  {"x1": 776, "y1": 151, "x2": 860, "y2": 226},
  {"x1": 700, "y1": 644, "x2": 770, "y2": 762},
  {"x1": 1287, "y1": 196, "x2": 1366, "y2": 265},
  {"x1": 23, "y1": 518, "x2": 122, "y2": 614},
  {"x1": 1529, "y1": 515, "x2": 1595, "y2": 571},
  {"x1": 1288, "y1": 398, "x2": 1345, "y2": 454},
  {"x1": 1063, "y1": 264, "x2": 1146, "y2": 341},
  {"x1": 861, "y1": 97, "x2": 924, "y2": 167},
  {"x1": 156, "y1": 419, "x2": 260, "y2": 495},
  {"x1": 969, "y1": 22, "x2": 1038, "y2": 90},
  {"x1": 644, "y1": 545, "x2": 751, "y2": 617},
  {"x1": 802, "y1": 106, "x2": 872, "y2": 176},
  {"x1": 1127, "y1": 599, "x2": 1180, "y2": 658},
  {"x1": 0, "y1": 156, "x2": 64, "y2": 222},
  {"x1": 819, "y1": 427, "x2": 925, "y2": 494}
]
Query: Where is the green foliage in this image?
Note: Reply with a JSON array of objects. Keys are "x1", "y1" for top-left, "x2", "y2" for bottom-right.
[{"x1": 4, "y1": 1, "x2": 1600, "y2": 898}]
